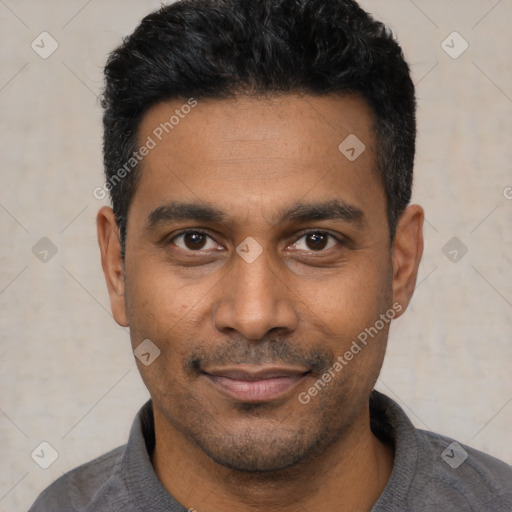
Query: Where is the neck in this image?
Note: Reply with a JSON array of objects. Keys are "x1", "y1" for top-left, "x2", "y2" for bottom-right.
[{"x1": 152, "y1": 405, "x2": 393, "y2": 512}]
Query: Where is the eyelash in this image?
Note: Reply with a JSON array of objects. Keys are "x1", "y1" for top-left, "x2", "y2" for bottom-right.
[{"x1": 168, "y1": 229, "x2": 344, "y2": 253}]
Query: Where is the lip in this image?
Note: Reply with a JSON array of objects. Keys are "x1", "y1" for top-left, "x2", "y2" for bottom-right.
[{"x1": 203, "y1": 364, "x2": 310, "y2": 403}]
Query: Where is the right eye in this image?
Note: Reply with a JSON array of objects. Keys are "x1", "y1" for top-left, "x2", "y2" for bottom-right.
[{"x1": 169, "y1": 230, "x2": 223, "y2": 252}]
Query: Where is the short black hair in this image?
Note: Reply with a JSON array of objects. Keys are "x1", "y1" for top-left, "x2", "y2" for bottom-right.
[{"x1": 101, "y1": 0, "x2": 416, "y2": 254}]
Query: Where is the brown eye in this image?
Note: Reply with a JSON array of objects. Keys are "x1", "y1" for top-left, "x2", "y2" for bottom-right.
[
  {"x1": 290, "y1": 232, "x2": 338, "y2": 252},
  {"x1": 183, "y1": 232, "x2": 207, "y2": 249},
  {"x1": 171, "y1": 231, "x2": 218, "y2": 251},
  {"x1": 305, "y1": 233, "x2": 328, "y2": 250}
]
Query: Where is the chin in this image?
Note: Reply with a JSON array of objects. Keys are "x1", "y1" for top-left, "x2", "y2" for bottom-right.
[
  {"x1": 200, "y1": 440, "x2": 313, "y2": 473},
  {"x1": 188, "y1": 418, "x2": 337, "y2": 474}
]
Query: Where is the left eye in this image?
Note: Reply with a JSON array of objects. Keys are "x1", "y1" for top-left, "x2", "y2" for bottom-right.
[
  {"x1": 290, "y1": 232, "x2": 338, "y2": 252},
  {"x1": 171, "y1": 231, "x2": 220, "y2": 251}
]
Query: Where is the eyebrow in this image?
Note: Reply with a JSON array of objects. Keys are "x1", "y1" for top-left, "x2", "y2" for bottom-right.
[
  {"x1": 281, "y1": 199, "x2": 365, "y2": 226},
  {"x1": 146, "y1": 199, "x2": 366, "y2": 230},
  {"x1": 147, "y1": 202, "x2": 228, "y2": 230}
]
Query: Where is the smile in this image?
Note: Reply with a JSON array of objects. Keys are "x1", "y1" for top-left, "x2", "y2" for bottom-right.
[{"x1": 202, "y1": 365, "x2": 310, "y2": 403}]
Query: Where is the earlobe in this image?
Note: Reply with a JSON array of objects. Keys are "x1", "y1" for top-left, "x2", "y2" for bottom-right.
[
  {"x1": 96, "y1": 206, "x2": 129, "y2": 327},
  {"x1": 391, "y1": 204, "x2": 424, "y2": 316}
]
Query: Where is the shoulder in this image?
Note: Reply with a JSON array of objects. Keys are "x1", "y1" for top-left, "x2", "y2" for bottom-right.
[
  {"x1": 417, "y1": 429, "x2": 512, "y2": 510},
  {"x1": 370, "y1": 391, "x2": 512, "y2": 511},
  {"x1": 28, "y1": 444, "x2": 126, "y2": 512}
]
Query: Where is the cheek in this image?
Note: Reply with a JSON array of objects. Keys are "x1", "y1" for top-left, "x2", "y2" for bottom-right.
[
  {"x1": 124, "y1": 261, "x2": 215, "y2": 394},
  {"x1": 125, "y1": 259, "x2": 203, "y2": 336},
  {"x1": 125, "y1": 271, "x2": 193, "y2": 397},
  {"x1": 295, "y1": 257, "x2": 390, "y2": 339}
]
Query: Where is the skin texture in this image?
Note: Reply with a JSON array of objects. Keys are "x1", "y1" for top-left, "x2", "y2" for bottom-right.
[{"x1": 97, "y1": 93, "x2": 424, "y2": 512}]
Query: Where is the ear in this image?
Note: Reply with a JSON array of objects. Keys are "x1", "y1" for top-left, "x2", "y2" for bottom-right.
[
  {"x1": 97, "y1": 206, "x2": 129, "y2": 327},
  {"x1": 391, "y1": 204, "x2": 424, "y2": 317}
]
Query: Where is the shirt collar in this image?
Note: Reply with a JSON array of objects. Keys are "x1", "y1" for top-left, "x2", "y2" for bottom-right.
[{"x1": 119, "y1": 390, "x2": 424, "y2": 511}]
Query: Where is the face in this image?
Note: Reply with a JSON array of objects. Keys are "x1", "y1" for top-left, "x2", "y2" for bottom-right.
[{"x1": 98, "y1": 93, "x2": 423, "y2": 473}]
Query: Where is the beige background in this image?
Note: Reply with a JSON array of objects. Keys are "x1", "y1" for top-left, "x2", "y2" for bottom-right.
[{"x1": 1, "y1": 0, "x2": 511, "y2": 510}]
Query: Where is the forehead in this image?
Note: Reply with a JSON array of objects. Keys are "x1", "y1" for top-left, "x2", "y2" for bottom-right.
[
  {"x1": 131, "y1": 93, "x2": 384, "y2": 230},
  {"x1": 138, "y1": 93, "x2": 375, "y2": 164}
]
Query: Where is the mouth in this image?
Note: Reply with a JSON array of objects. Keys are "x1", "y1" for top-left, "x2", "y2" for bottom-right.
[{"x1": 202, "y1": 364, "x2": 311, "y2": 403}]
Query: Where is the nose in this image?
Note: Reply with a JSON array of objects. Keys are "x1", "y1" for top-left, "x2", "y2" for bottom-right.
[{"x1": 213, "y1": 248, "x2": 298, "y2": 341}]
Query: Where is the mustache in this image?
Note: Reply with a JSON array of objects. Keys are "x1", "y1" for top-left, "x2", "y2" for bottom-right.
[{"x1": 183, "y1": 338, "x2": 334, "y2": 375}]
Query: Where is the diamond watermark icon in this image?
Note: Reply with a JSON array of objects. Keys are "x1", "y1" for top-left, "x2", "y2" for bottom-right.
[
  {"x1": 441, "y1": 32, "x2": 468, "y2": 60},
  {"x1": 134, "y1": 338, "x2": 161, "y2": 366},
  {"x1": 31, "y1": 441, "x2": 59, "y2": 469},
  {"x1": 442, "y1": 236, "x2": 468, "y2": 263},
  {"x1": 441, "y1": 441, "x2": 468, "y2": 469},
  {"x1": 31, "y1": 31, "x2": 59, "y2": 59},
  {"x1": 32, "y1": 237, "x2": 58, "y2": 263},
  {"x1": 338, "y1": 134, "x2": 366, "y2": 161},
  {"x1": 236, "y1": 237, "x2": 263, "y2": 264}
]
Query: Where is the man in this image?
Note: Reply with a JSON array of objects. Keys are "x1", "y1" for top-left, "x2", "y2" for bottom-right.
[{"x1": 29, "y1": 0, "x2": 512, "y2": 510}]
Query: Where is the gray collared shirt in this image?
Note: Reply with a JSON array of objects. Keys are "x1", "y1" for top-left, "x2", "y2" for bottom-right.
[{"x1": 28, "y1": 391, "x2": 512, "y2": 511}]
